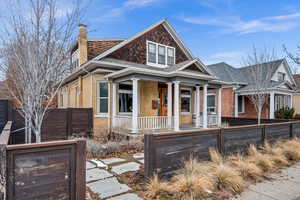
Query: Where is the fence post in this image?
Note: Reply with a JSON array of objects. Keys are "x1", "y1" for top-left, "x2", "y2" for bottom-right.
[
  {"x1": 144, "y1": 134, "x2": 155, "y2": 178},
  {"x1": 67, "y1": 108, "x2": 73, "y2": 138},
  {"x1": 219, "y1": 128, "x2": 224, "y2": 155},
  {"x1": 290, "y1": 122, "x2": 294, "y2": 138},
  {"x1": 262, "y1": 124, "x2": 266, "y2": 145},
  {"x1": 0, "y1": 144, "x2": 6, "y2": 200},
  {"x1": 75, "y1": 139, "x2": 86, "y2": 200}
]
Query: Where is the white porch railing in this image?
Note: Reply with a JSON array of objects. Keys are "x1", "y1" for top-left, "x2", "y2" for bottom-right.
[
  {"x1": 112, "y1": 116, "x2": 132, "y2": 132},
  {"x1": 138, "y1": 116, "x2": 173, "y2": 130}
]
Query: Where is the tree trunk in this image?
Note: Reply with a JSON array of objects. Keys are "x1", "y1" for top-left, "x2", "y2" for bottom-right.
[{"x1": 257, "y1": 107, "x2": 262, "y2": 124}]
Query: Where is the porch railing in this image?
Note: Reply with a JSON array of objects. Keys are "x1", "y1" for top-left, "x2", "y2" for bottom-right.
[{"x1": 138, "y1": 116, "x2": 173, "y2": 130}]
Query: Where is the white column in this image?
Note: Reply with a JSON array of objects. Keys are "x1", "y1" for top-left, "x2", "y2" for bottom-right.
[
  {"x1": 290, "y1": 94, "x2": 293, "y2": 108},
  {"x1": 218, "y1": 88, "x2": 222, "y2": 127},
  {"x1": 270, "y1": 91, "x2": 275, "y2": 119},
  {"x1": 173, "y1": 81, "x2": 180, "y2": 131},
  {"x1": 202, "y1": 84, "x2": 208, "y2": 129},
  {"x1": 167, "y1": 82, "x2": 173, "y2": 127},
  {"x1": 112, "y1": 83, "x2": 117, "y2": 123},
  {"x1": 132, "y1": 78, "x2": 139, "y2": 133},
  {"x1": 234, "y1": 93, "x2": 238, "y2": 117},
  {"x1": 195, "y1": 86, "x2": 201, "y2": 127}
]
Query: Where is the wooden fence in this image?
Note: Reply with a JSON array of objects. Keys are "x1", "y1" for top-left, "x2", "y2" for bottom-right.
[
  {"x1": 144, "y1": 121, "x2": 300, "y2": 178},
  {"x1": 11, "y1": 108, "x2": 93, "y2": 144},
  {"x1": 0, "y1": 121, "x2": 86, "y2": 200},
  {"x1": 0, "y1": 100, "x2": 12, "y2": 132},
  {"x1": 222, "y1": 117, "x2": 290, "y2": 126}
]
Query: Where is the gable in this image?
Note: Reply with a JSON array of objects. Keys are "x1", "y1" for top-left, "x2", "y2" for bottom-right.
[
  {"x1": 106, "y1": 24, "x2": 189, "y2": 65},
  {"x1": 182, "y1": 63, "x2": 209, "y2": 75},
  {"x1": 271, "y1": 62, "x2": 293, "y2": 83}
]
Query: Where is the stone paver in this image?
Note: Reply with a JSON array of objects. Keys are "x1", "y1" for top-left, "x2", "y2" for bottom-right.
[
  {"x1": 232, "y1": 163, "x2": 300, "y2": 200},
  {"x1": 87, "y1": 177, "x2": 130, "y2": 199},
  {"x1": 86, "y1": 161, "x2": 96, "y2": 170},
  {"x1": 111, "y1": 162, "x2": 140, "y2": 175},
  {"x1": 133, "y1": 153, "x2": 144, "y2": 159},
  {"x1": 101, "y1": 157, "x2": 126, "y2": 165},
  {"x1": 90, "y1": 159, "x2": 108, "y2": 169},
  {"x1": 86, "y1": 168, "x2": 113, "y2": 182},
  {"x1": 138, "y1": 159, "x2": 144, "y2": 164},
  {"x1": 108, "y1": 193, "x2": 141, "y2": 200}
]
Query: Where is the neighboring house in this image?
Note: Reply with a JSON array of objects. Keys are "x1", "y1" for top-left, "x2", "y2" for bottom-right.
[
  {"x1": 58, "y1": 19, "x2": 226, "y2": 135},
  {"x1": 207, "y1": 59, "x2": 297, "y2": 119},
  {"x1": 293, "y1": 74, "x2": 300, "y2": 115}
]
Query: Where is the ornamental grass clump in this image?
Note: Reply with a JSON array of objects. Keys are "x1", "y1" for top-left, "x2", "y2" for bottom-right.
[
  {"x1": 209, "y1": 148, "x2": 223, "y2": 164},
  {"x1": 278, "y1": 139, "x2": 300, "y2": 161},
  {"x1": 145, "y1": 175, "x2": 170, "y2": 198},
  {"x1": 227, "y1": 154, "x2": 263, "y2": 181},
  {"x1": 262, "y1": 142, "x2": 289, "y2": 167},
  {"x1": 247, "y1": 144, "x2": 274, "y2": 172}
]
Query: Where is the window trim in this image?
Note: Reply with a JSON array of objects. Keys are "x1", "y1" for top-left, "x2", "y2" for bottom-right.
[
  {"x1": 207, "y1": 93, "x2": 216, "y2": 114},
  {"x1": 118, "y1": 83, "x2": 133, "y2": 115},
  {"x1": 238, "y1": 95, "x2": 245, "y2": 113},
  {"x1": 71, "y1": 49, "x2": 79, "y2": 68},
  {"x1": 278, "y1": 72, "x2": 286, "y2": 82},
  {"x1": 181, "y1": 88, "x2": 191, "y2": 114},
  {"x1": 146, "y1": 40, "x2": 175, "y2": 68},
  {"x1": 96, "y1": 81, "x2": 109, "y2": 117}
]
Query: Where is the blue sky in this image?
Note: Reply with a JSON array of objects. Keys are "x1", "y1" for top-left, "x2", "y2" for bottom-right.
[{"x1": 79, "y1": 0, "x2": 300, "y2": 69}]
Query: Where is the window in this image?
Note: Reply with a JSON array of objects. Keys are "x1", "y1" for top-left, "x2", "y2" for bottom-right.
[
  {"x1": 238, "y1": 96, "x2": 245, "y2": 113},
  {"x1": 71, "y1": 49, "x2": 79, "y2": 69},
  {"x1": 207, "y1": 94, "x2": 216, "y2": 113},
  {"x1": 181, "y1": 88, "x2": 191, "y2": 113},
  {"x1": 158, "y1": 45, "x2": 166, "y2": 65},
  {"x1": 147, "y1": 41, "x2": 175, "y2": 67},
  {"x1": 275, "y1": 95, "x2": 291, "y2": 110},
  {"x1": 278, "y1": 72, "x2": 285, "y2": 81},
  {"x1": 97, "y1": 82, "x2": 108, "y2": 114},
  {"x1": 148, "y1": 43, "x2": 156, "y2": 63},
  {"x1": 119, "y1": 84, "x2": 133, "y2": 113},
  {"x1": 167, "y1": 47, "x2": 175, "y2": 66}
]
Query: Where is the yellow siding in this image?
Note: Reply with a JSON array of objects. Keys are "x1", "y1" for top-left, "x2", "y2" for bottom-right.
[
  {"x1": 180, "y1": 85, "x2": 194, "y2": 125},
  {"x1": 139, "y1": 81, "x2": 158, "y2": 116},
  {"x1": 294, "y1": 94, "x2": 300, "y2": 115}
]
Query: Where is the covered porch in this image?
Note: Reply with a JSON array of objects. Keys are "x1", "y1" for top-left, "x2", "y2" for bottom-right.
[{"x1": 109, "y1": 74, "x2": 223, "y2": 134}]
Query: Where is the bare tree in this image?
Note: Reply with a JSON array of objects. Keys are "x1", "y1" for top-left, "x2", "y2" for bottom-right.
[
  {"x1": 0, "y1": 0, "x2": 82, "y2": 143},
  {"x1": 283, "y1": 45, "x2": 300, "y2": 74},
  {"x1": 243, "y1": 46, "x2": 278, "y2": 124}
]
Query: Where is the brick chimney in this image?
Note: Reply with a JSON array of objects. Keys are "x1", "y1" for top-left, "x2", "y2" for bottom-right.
[{"x1": 78, "y1": 24, "x2": 88, "y2": 65}]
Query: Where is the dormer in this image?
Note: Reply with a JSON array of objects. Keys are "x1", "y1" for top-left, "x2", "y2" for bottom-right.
[{"x1": 146, "y1": 40, "x2": 175, "y2": 67}]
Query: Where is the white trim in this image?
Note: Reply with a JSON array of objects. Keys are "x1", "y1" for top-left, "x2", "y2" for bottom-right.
[
  {"x1": 180, "y1": 87, "x2": 192, "y2": 114},
  {"x1": 207, "y1": 93, "x2": 216, "y2": 114},
  {"x1": 146, "y1": 40, "x2": 175, "y2": 68},
  {"x1": 118, "y1": 83, "x2": 133, "y2": 114},
  {"x1": 94, "y1": 114, "x2": 109, "y2": 118}
]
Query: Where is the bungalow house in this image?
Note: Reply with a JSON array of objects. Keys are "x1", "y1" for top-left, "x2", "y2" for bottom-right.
[
  {"x1": 293, "y1": 74, "x2": 300, "y2": 115},
  {"x1": 58, "y1": 19, "x2": 226, "y2": 136},
  {"x1": 207, "y1": 60, "x2": 297, "y2": 119}
]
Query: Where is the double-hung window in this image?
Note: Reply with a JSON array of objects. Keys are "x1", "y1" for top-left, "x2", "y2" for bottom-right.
[
  {"x1": 207, "y1": 94, "x2": 216, "y2": 113},
  {"x1": 278, "y1": 72, "x2": 285, "y2": 82},
  {"x1": 119, "y1": 84, "x2": 133, "y2": 114},
  {"x1": 71, "y1": 49, "x2": 79, "y2": 69},
  {"x1": 97, "y1": 82, "x2": 108, "y2": 115},
  {"x1": 238, "y1": 96, "x2": 245, "y2": 113},
  {"x1": 147, "y1": 41, "x2": 175, "y2": 67},
  {"x1": 181, "y1": 88, "x2": 191, "y2": 113}
]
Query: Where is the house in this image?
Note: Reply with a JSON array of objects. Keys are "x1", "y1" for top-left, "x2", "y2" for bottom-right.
[
  {"x1": 207, "y1": 60, "x2": 297, "y2": 119},
  {"x1": 57, "y1": 19, "x2": 226, "y2": 136},
  {"x1": 293, "y1": 74, "x2": 300, "y2": 115}
]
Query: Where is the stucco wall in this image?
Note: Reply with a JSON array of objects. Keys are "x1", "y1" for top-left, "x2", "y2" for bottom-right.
[{"x1": 293, "y1": 94, "x2": 300, "y2": 115}]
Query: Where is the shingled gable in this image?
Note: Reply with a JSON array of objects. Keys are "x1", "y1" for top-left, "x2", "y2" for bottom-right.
[{"x1": 92, "y1": 19, "x2": 193, "y2": 63}]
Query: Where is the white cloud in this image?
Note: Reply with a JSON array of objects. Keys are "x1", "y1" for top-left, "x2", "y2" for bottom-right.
[
  {"x1": 180, "y1": 12, "x2": 300, "y2": 34},
  {"x1": 101, "y1": 0, "x2": 159, "y2": 20}
]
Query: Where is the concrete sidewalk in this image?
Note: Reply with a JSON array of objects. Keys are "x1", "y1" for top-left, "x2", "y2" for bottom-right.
[{"x1": 231, "y1": 163, "x2": 300, "y2": 200}]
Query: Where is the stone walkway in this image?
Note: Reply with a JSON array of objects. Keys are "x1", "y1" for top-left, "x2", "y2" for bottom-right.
[
  {"x1": 231, "y1": 163, "x2": 300, "y2": 200},
  {"x1": 86, "y1": 153, "x2": 144, "y2": 200}
]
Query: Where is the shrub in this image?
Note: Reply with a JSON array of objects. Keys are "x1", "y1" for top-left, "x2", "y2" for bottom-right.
[
  {"x1": 247, "y1": 145, "x2": 274, "y2": 172},
  {"x1": 262, "y1": 142, "x2": 289, "y2": 167},
  {"x1": 275, "y1": 107, "x2": 295, "y2": 119},
  {"x1": 278, "y1": 139, "x2": 300, "y2": 161}
]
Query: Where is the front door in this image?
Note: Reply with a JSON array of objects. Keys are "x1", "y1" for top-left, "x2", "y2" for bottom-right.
[{"x1": 158, "y1": 88, "x2": 168, "y2": 116}]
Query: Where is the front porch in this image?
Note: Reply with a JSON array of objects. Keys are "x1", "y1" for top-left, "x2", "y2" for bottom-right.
[{"x1": 110, "y1": 77, "x2": 222, "y2": 134}]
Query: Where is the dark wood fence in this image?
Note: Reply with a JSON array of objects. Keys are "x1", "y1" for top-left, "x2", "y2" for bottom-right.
[
  {"x1": 0, "y1": 121, "x2": 86, "y2": 200},
  {"x1": 222, "y1": 117, "x2": 290, "y2": 126},
  {"x1": 144, "y1": 121, "x2": 300, "y2": 178},
  {"x1": 0, "y1": 100, "x2": 12, "y2": 133},
  {"x1": 11, "y1": 108, "x2": 93, "y2": 144}
]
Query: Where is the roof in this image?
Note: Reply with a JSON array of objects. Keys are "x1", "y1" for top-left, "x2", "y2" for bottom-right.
[
  {"x1": 207, "y1": 62, "x2": 246, "y2": 83},
  {"x1": 87, "y1": 39, "x2": 124, "y2": 60}
]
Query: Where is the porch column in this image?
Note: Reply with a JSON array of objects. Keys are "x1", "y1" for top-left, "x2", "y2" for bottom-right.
[
  {"x1": 270, "y1": 91, "x2": 275, "y2": 119},
  {"x1": 167, "y1": 82, "x2": 173, "y2": 127},
  {"x1": 132, "y1": 78, "x2": 139, "y2": 133},
  {"x1": 173, "y1": 81, "x2": 180, "y2": 131},
  {"x1": 195, "y1": 86, "x2": 201, "y2": 127},
  {"x1": 290, "y1": 94, "x2": 293, "y2": 108},
  {"x1": 202, "y1": 84, "x2": 208, "y2": 129},
  {"x1": 218, "y1": 88, "x2": 222, "y2": 127},
  {"x1": 112, "y1": 83, "x2": 118, "y2": 126},
  {"x1": 234, "y1": 93, "x2": 238, "y2": 117}
]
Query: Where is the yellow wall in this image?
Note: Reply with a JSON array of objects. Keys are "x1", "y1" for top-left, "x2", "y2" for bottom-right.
[
  {"x1": 139, "y1": 81, "x2": 158, "y2": 116},
  {"x1": 180, "y1": 85, "x2": 194, "y2": 125},
  {"x1": 294, "y1": 94, "x2": 300, "y2": 115}
]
